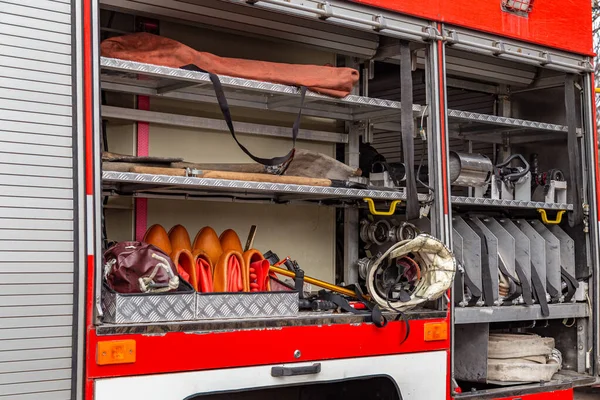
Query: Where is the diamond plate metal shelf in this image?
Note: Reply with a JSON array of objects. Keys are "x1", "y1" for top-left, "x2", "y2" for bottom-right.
[
  {"x1": 102, "y1": 171, "x2": 432, "y2": 203},
  {"x1": 100, "y1": 57, "x2": 422, "y2": 122},
  {"x1": 448, "y1": 109, "x2": 571, "y2": 133},
  {"x1": 452, "y1": 196, "x2": 573, "y2": 211}
]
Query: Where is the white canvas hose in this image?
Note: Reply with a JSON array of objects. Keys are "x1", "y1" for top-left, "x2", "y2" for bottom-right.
[{"x1": 366, "y1": 234, "x2": 456, "y2": 311}]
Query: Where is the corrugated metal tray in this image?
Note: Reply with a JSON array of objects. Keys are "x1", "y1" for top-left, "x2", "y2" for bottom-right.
[
  {"x1": 196, "y1": 291, "x2": 299, "y2": 320},
  {"x1": 102, "y1": 281, "x2": 196, "y2": 324}
]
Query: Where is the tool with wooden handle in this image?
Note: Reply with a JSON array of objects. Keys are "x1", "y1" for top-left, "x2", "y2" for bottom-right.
[
  {"x1": 269, "y1": 265, "x2": 370, "y2": 300},
  {"x1": 129, "y1": 166, "x2": 333, "y2": 186}
]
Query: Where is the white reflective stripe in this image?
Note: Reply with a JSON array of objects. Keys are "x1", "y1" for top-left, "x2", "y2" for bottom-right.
[
  {"x1": 86, "y1": 194, "x2": 94, "y2": 256},
  {"x1": 95, "y1": 351, "x2": 446, "y2": 400}
]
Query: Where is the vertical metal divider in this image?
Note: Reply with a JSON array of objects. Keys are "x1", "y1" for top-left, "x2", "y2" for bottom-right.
[
  {"x1": 427, "y1": 22, "x2": 455, "y2": 393},
  {"x1": 343, "y1": 57, "x2": 360, "y2": 285},
  {"x1": 582, "y1": 72, "x2": 600, "y2": 376},
  {"x1": 92, "y1": 0, "x2": 103, "y2": 323}
]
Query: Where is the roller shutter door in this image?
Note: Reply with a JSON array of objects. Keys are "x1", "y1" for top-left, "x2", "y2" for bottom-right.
[{"x1": 0, "y1": 1, "x2": 76, "y2": 399}]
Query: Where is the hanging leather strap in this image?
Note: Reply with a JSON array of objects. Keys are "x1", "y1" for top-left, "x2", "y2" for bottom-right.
[
  {"x1": 464, "y1": 219, "x2": 495, "y2": 306},
  {"x1": 400, "y1": 41, "x2": 419, "y2": 220},
  {"x1": 565, "y1": 74, "x2": 583, "y2": 227},
  {"x1": 182, "y1": 64, "x2": 307, "y2": 169},
  {"x1": 531, "y1": 265, "x2": 550, "y2": 317},
  {"x1": 561, "y1": 266, "x2": 579, "y2": 302},
  {"x1": 464, "y1": 270, "x2": 483, "y2": 306},
  {"x1": 546, "y1": 276, "x2": 561, "y2": 303},
  {"x1": 514, "y1": 259, "x2": 534, "y2": 306}
]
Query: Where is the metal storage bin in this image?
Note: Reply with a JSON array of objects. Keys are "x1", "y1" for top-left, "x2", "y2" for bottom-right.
[
  {"x1": 196, "y1": 291, "x2": 299, "y2": 320},
  {"x1": 102, "y1": 281, "x2": 196, "y2": 324}
]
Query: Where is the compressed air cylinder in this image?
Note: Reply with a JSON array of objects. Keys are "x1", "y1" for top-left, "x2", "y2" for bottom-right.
[{"x1": 449, "y1": 151, "x2": 493, "y2": 187}]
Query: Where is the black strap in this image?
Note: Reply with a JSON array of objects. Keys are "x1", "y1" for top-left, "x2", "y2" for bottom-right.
[
  {"x1": 464, "y1": 219, "x2": 495, "y2": 306},
  {"x1": 514, "y1": 259, "x2": 534, "y2": 306},
  {"x1": 531, "y1": 265, "x2": 550, "y2": 317},
  {"x1": 319, "y1": 289, "x2": 387, "y2": 329},
  {"x1": 565, "y1": 75, "x2": 583, "y2": 227},
  {"x1": 561, "y1": 267, "x2": 579, "y2": 302},
  {"x1": 400, "y1": 41, "x2": 419, "y2": 220},
  {"x1": 546, "y1": 276, "x2": 561, "y2": 303},
  {"x1": 182, "y1": 64, "x2": 307, "y2": 168},
  {"x1": 453, "y1": 264, "x2": 466, "y2": 306},
  {"x1": 464, "y1": 269, "x2": 483, "y2": 306}
]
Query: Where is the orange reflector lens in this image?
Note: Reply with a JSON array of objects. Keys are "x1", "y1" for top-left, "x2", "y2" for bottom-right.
[
  {"x1": 424, "y1": 322, "x2": 448, "y2": 342},
  {"x1": 97, "y1": 340, "x2": 136, "y2": 365}
]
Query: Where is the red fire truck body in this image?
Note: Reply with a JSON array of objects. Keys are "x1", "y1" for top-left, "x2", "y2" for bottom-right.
[{"x1": 0, "y1": 1, "x2": 597, "y2": 400}]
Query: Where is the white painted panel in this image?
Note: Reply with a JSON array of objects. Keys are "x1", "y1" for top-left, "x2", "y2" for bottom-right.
[
  {"x1": 0, "y1": 97, "x2": 72, "y2": 116},
  {"x1": 0, "y1": 195, "x2": 73, "y2": 208},
  {"x1": 0, "y1": 76, "x2": 72, "y2": 97},
  {"x1": 0, "y1": 109, "x2": 72, "y2": 126},
  {"x1": 0, "y1": 316, "x2": 73, "y2": 329},
  {"x1": 0, "y1": 65, "x2": 71, "y2": 87},
  {"x1": 0, "y1": 131, "x2": 72, "y2": 147},
  {"x1": 0, "y1": 273, "x2": 73, "y2": 284},
  {"x1": 0, "y1": 347, "x2": 71, "y2": 362},
  {"x1": 0, "y1": 251, "x2": 73, "y2": 262},
  {"x1": 0, "y1": 368, "x2": 71, "y2": 384},
  {"x1": 0, "y1": 175, "x2": 72, "y2": 189},
  {"x1": 0, "y1": 23, "x2": 70, "y2": 45},
  {"x1": 0, "y1": 208, "x2": 73, "y2": 220},
  {"x1": 0, "y1": 33, "x2": 71, "y2": 55},
  {"x1": 96, "y1": 352, "x2": 448, "y2": 400},
  {"x1": 0, "y1": 336, "x2": 72, "y2": 351},
  {"x1": 0, "y1": 284, "x2": 74, "y2": 296},
  {"x1": 0, "y1": 186, "x2": 73, "y2": 199},
  {"x1": 0, "y1": 304, "x2": 73, "y2": 317},
  {"x1": 0, "y1": 12, "x2": 70, "y2": 34},
  {"x1": 0, "y1": 0, "x2": 71, "y2": 14}
]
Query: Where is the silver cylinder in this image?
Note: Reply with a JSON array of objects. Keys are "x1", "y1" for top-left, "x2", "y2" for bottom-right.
[{"x1": 449, "y1": 151, "x2": 493, "y2": 187}]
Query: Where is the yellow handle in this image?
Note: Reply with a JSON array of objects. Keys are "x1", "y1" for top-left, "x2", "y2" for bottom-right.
[
  {"x1": 363, "y1": 198, "x2": 401, "y2": 216},
  {"x1": 596, "y1": 87, "x2": 600, "y2": 94},
  {"x1": 537, "y1": 209, "x2": 565, "y2": 225}
]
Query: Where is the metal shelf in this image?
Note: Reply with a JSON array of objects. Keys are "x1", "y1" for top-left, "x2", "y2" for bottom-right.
[
  {"x1": 101, "y1": 57, "x2": 423, "y2": 122},
  {"x1": 448, "y1": 109, "x2": 570, "y2": 133},
  {"x1": 455, "y1": 303, "x2": 589, "y2": 324},
  {"x1": 102, "y1": 171, "x2": 432, "y2": 203},
  {"x1": 452, "y1": 196, "x2": 573, "y2": 211}
]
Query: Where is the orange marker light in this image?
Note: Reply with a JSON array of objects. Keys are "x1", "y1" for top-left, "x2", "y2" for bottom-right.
[
  {"x1": 424, "y1": 322, "x2": 448, "y2": 342},
  {"x1": 97, "y1": 340, "x2": 136, "y2": 365}
]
